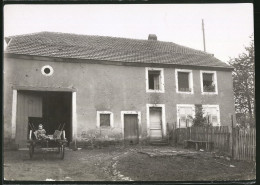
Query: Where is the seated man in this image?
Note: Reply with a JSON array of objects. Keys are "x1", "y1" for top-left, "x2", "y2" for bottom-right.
[{"x1": 35, "y1": 124, "x2": 49, "y2": 140}]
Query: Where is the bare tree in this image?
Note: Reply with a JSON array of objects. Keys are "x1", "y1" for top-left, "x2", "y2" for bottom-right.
[{"x1": 228, "y1": 35, "x2": 255, "y2": 127}]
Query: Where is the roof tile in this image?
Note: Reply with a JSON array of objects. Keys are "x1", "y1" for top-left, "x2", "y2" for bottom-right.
[{"x1": 5, "y1": 32, "x2": 231, "y2": 68}]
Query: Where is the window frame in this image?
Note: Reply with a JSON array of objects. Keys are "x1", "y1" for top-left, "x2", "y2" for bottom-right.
[
  {"x1": 200, "y1": 70, "x2": 218, "y2": 95},
  {"x1": 176, "y1": 104, "x2": 195, "y2": 128},
  {"x1": 202, "y1": 105, "x2": 220, "y2": 126},
  {"x1": 96, "y1": 111, "x2": 114, "y2": 128},
  {"x1": 175, "y1": 69, "x2": 194, "y2": 94},
  {"x1": 145, "y1": 67, "x2": 165, "y2": 93}
]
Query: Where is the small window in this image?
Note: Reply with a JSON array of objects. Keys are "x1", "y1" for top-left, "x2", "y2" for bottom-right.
[
  {"x1": 148, "y1": 70, "x2": 160, "y2": 90},
  {"x1": 201, "y1": 71, "x2": 218, "y2": 94},
  {"x1": 177, "y1": 105, "x2": 195, "y2": 128},
  {"x1": 175, "y1": 69, "x2": 193, "y2": 93},
  {"x1": 146, "y1": 68, "x2": 164, "y2": 93},
  {"x1": 178, "y1": 72, "x2": 190, "y2": 92},
  {"x1": 41, "y1": 65, "x2": 54, "y2": 76},
  {"x1": 44, "y1": 68, "x2": 51, "y2": 74},
  {"x1": 97, "y1": 111, "x2": 113, "y2": 128},
  {"x1": 203, "y1": 73, "x2": 215, "y2": 92},
  {"x1": 100, "y1": 114, "x2": 110, "y2": 127}
]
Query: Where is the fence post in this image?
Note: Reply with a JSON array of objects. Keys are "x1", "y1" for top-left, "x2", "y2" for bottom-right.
[{"x1": 231, "y1": 115, "x2": 234, "y2": 159}]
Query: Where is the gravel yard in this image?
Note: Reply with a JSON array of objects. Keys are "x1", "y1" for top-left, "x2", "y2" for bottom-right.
[{"x1": 3, "y1": 146, "x2": 256, "y2": 182}]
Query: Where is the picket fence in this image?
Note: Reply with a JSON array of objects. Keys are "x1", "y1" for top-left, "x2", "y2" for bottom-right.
[
  {"x1": 233, "y1": 127, "x2": 256, "y2": 161},
  {"x1": 174, "y1": 126, "x2": 256, "y2": 161}
]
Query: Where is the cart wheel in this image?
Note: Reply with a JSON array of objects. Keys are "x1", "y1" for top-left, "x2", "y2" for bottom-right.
[
  {"x1": 59, "y1": 145, "x2": 65, "y2": 160},
  {"x1": 29, "y1": 144, "x2": 34, "y2": 159}
]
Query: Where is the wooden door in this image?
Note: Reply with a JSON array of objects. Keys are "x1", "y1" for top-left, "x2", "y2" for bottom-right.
[
  {"x1": 16, "y1": 91, "x2": 42, "y2": 148},
  {"x1": 124, "y1": 114, "x2": 139, "y2": 144},
  {"x1": 149, "y1": 107, "x2": 162, "y2": 141}
]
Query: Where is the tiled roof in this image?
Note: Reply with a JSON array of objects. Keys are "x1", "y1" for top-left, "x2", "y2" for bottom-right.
[{"x1": 5, "y1": 32, "x2": 231, "y2": 69}]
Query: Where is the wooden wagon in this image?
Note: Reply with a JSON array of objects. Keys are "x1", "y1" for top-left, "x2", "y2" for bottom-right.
[{"x1": 27, "y1": 127, "x2": 67, "y2": 160}]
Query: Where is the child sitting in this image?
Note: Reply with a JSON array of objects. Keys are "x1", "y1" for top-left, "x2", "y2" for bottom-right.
[{"x1": 35, "y1": 124, "x2": 49, "y2": 140}]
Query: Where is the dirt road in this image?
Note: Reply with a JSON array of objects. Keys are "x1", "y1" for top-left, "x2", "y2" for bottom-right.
[
  {"x1": 4, "y1": 146, "x2": 125, "y2": 181},
  {"x1": 4, "y1": 146, "x2": 256, "y2": 182}
]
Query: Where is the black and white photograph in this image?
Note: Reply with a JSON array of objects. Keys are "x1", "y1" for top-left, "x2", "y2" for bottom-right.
[{"x1": 3, "y1": 3, "x2": 255, "y2": 182}]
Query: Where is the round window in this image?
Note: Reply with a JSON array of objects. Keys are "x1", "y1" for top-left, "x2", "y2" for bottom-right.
[{"x1": 41, "y1": 65, "x2": 54, "y2": 76}]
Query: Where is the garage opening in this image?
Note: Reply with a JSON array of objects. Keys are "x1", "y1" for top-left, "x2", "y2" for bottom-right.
[{"x1": 16, "y1": 90, "x2": 72, "y2": 148}]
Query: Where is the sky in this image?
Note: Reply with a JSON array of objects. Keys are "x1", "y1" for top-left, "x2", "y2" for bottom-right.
[{"x1": 4, "y1": 4, "x2": 254, "y2": 62}]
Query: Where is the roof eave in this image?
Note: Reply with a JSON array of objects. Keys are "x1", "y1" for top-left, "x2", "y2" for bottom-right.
[
  {"x1": 4, "y1": 37, "x2": 11, "y2": 44},
  {"x1": 4, "y1": 52, "x2": 234, "y2": 71}
]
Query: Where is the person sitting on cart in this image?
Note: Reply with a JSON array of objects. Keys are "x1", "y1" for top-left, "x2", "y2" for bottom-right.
[{"x1": 35, "y1": 124, "x2": 49, "y2": 140}]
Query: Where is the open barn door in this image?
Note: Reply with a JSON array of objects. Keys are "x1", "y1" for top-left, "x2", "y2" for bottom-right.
[{"x1": 16, "y1": 91, "x2": 42, "y2": 148}]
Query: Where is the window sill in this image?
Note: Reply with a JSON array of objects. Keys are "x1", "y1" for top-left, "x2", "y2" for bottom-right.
[
  {"x1": 201, "y1": 92, "x2": 218, "y2": 95},
  {"x1": 176, "y1": 91, "x2": 194, "y2": 94},
  {"x1": 98, "y1": 126, "x2": 112, "y2": 129},
  {"x1": 146, "y1": 90, "x2": 165, "y2": 93}
]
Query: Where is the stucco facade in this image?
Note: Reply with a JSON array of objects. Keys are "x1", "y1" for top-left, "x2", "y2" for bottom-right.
[{"x1": 4, "y1": 54, "x2": 235, "y2": 147}]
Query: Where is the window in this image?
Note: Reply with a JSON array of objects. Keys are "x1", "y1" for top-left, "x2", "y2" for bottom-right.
[
  {"x1": 100, "y1": 114, "x2": 110, "y2": 127},
  {"x1": 200, "y1": 71, "x2": 218, "y2": 94},
  {"x1": 176, "y1": 104, "x2": 195, "y2": 128},
  {"x1": 202, "y1": 105, "x2": 220, "y2": 126},
  {"x1": 41, "y1": 65, "x2": 54, "y2": 76},
  {"x1": 97, "y1": 111, "x2": 113, "y2": 128},
  {"x1": 145, "y1": 68, "x2": 164, "y2": 93},
  {"x1": 175, "y1": 69, "x2": 193, "y2": 94},
  {"x1": 148, "y1": 71, "x2": 160, "y2": 90}
]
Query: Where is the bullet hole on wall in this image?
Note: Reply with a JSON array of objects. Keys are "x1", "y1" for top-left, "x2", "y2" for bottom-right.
[{"x1": 25, "y1": 74, "x2": 29, "y2": 77}]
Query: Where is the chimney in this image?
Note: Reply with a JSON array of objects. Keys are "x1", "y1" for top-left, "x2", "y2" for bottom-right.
[{"x1": 148, "y1": 34, "x2": 157, "y2": 41}]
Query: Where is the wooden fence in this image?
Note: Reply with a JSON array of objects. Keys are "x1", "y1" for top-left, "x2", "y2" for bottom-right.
[
  {"x1": 174, "y1": 126, "x2": 256, "y2": 161},
  {"x1": 233, "y1": 127, "x2": 256, "y2": 161}
]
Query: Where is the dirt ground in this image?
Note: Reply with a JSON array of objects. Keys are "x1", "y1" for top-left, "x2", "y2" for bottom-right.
[{"x1": 4, "y1": 145, "x2": 256, "y2": 182}]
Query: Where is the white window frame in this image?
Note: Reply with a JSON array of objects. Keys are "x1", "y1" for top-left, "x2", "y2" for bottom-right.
[
  {"x1": 121, "y1": 111, "x2": 141, "y2": 139},
  {"x1": 96, "y1": 111, "x2": 114, "y2": 128},
  {"x1": 200, "y1": 70, "x2": 218, "y2": 95},
  {"x1": 146, "y1": 104, "x2": 166, "y2": 137},
  {"x1": 175, "y1": 69, "x2": 194, "y2": 94},
  {"x1": 145, "y1": 67, "x2": 165, "y2": 93},
  {"x1": 176, "y1": 104, "x2": 195, "y2": 128},
  {"x1": 41, "y1": 65, "x2": 54, "y2": 76},
  {"x1": 202, "y1": 105, "x2": 220, "y2": 126}
]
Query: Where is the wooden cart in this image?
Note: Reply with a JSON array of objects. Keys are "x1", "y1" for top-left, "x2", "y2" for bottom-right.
[{"x1": 27, "y1": 129, "x2": 67, "y2": 160}]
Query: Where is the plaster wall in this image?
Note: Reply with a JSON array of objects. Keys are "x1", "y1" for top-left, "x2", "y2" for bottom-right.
[{"x1": 3, "y1": 57, "x2": 235, "y2": 144}]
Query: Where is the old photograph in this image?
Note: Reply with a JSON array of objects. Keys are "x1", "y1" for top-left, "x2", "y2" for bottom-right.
[{"x1": 3, "y1": 3, "x2": 255, "y2": 182}]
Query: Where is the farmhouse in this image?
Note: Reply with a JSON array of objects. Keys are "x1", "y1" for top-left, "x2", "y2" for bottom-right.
[{"x1": 4, "y1": 32, "x2": 235, "y2": 148}]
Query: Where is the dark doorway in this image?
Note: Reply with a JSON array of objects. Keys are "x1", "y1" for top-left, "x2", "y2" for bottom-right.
[
  {"x1": 16, "y1": 90, "x2": 72, "y2": 148},
  {"x1": 124, "y1": 114, "x2": 139, "y2": 145},
  {"x1": 42, "y1": 91, "x2": 72, "y2": 143}
]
